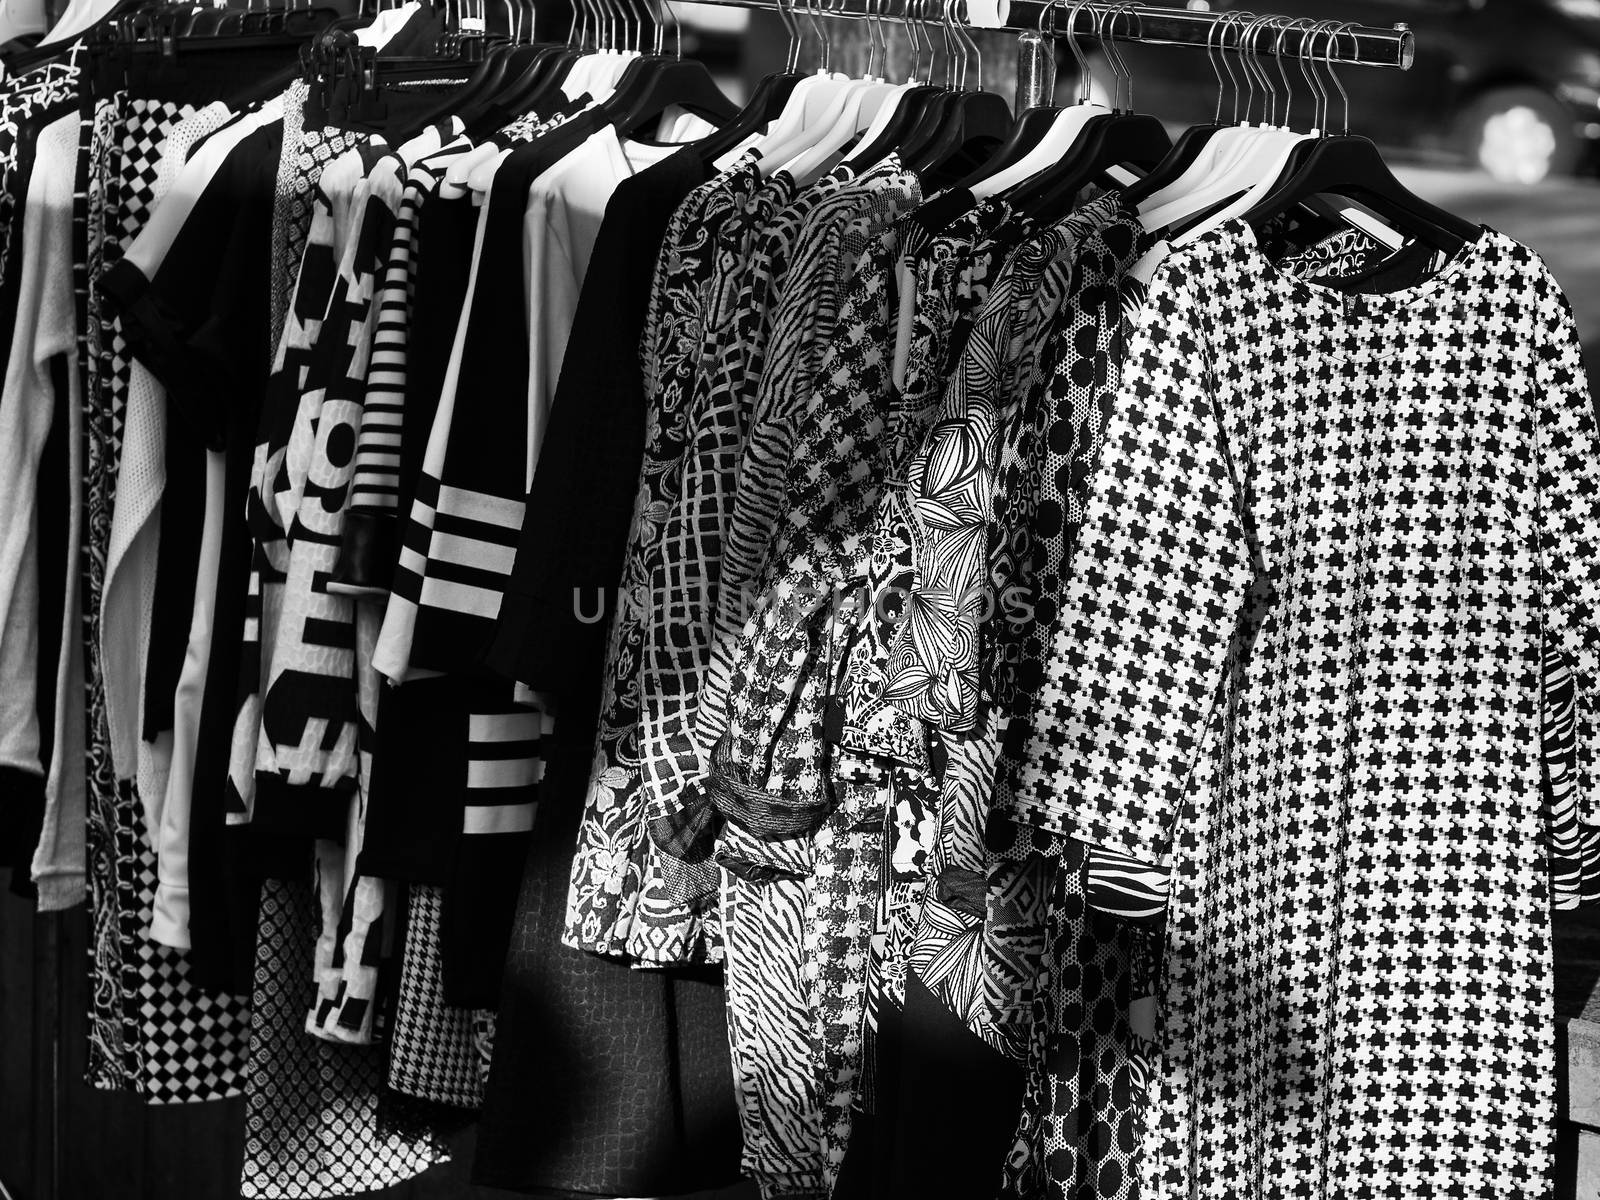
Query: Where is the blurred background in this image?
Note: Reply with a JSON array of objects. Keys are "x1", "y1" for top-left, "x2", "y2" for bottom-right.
[{"x1": 679, "y1": 0, "x2": 1600, "y2": 393}]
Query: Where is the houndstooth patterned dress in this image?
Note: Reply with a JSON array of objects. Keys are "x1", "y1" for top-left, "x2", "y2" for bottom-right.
[{"x1": 1010, "y1": 219, "x2": 1584, "y2": 1199}]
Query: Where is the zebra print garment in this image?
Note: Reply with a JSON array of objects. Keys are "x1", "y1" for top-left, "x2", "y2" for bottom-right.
[
  {"x1": 689, "y1": 165, "x2": 857, "y2": 792},
  {"x1": 714, "y1": 170, "x2": 923, "y2": 1200},
  {"x1": 1544, "y1": 643, "x2": 1600, "y2": 907},
  {"x1": 705, "y1": 163, "x2": 921, "y2": 821}
]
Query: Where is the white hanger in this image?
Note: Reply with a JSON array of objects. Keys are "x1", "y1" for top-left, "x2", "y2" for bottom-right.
[
  {"x1": 1142, "y1": 15, "x2": 1310, "y2": 234},
  {"x1": 837, "y1": 0, "x2": 937, "y2": 171},
  {"x1": 782, "y1": 0, "x2": 904, "y2": 186},
  {"x1": 968, "y1": 0, "x2": 1108, "y2": 199},
  {"x1": 733, "y1": 0, "x2": 855, "y2": 172},
  {"x1": 1167, "y1": 18, "x2": 1338, "y2": 246},
  {"x1": 1134, "y1": 10, "x2": 1262, "y2": 213}
]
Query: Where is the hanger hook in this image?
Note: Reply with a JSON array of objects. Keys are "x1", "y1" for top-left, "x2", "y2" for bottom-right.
[
  {"x1": 1330, "y1": 20, "x2": 1353, "y2": 135},
  {"x1": 1089, "y1": 1, "x2": 1107, "y2": 108},
  {"x1": 804, "y1": 0, "x2": 825, "y2": 72},
  {"x1": 1097, "y1": 3, "x2": 1121, "y2": 110},
  {"x1": 1112, "y1": 3, "x2": 1139, "y2": 111},
  {"x1": 1219, "y1": 11, "x2": 1247, "y2": 124},
  {"x1": 1118, "y1": 3, "x2": 1145, "y2": 112},
  {"x1": 1272, "y1": 16, "x2": 1296, "y2": 127},
  {"x1": 1102, "y1": 3, "x2": 1127, "y2": 112},
  {"x1": 1258, "y1": 15, "x2": 1282, "y2": 123},
  {"x1": 953, "y1": 0, "x2": 966, "y2": 90},
  {"x1": 1291, "y1": 18, "x2": 1317, "y2": 130},
  {"x1": 1238, "y1": 15, "x2": 1263, "y2": 123},
  {"x1": 1205, "y1": 5, "x2": 1225, "y2": 124},
  {"x1": 920, "y1": 0, "x2": 937, "y2": 85},
  {"x1": 863, "y1": 0, "x2": 877, "y2": 80},
  {"x1": 901, "y1": 0, "x2": 920, "y2": 82},
  {"x1": 1318, "y1": 19, "x2": 1340, "y2": 133},
  {"x1": 1106, "y1": 3, "x2": 1136, "y2": 112},
  {"x1": 883, "y1": 0, "x2": 896, "y2": 81},
  {"x1": 965, "y1": 0, "x2": 983, "y2": 92},
  {"x1": 1063, "y1": 0, "x2": 1090, "y2": 103},
  {"x1": 947, "y1": 0, "x2": 964, "y2": 90},
  {"x1": 1235, "y1": 14, "x2": 1260, "y2": 123},
  {"x1": 1290, "y1": 18, "x2": 1320, "y2": 130}
]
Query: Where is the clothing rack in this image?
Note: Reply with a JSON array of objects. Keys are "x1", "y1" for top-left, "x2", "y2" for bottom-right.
[{"x1": 683, "y1": 0, "x2": 1416, "y2": 70}]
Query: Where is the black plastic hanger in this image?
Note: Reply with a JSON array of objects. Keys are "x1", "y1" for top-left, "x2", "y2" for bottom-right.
[
  {"x1": 900, "y1": 2, "x2": 1013, "y2": 189},
  {"x1": 1007, "y1": 2, "x2": 1172, "y2": 221},
  {"x1": 690, "y1": 68, "x2": 804, "y2": 161},
  {"x1": 1240, "y1": 134, "x2": 1475, "y2": 255},
  {"x1": 843, "y1": 83, "x2": 942, "y2": 169},
  {"x1": 398, "y1": 34, "x2": 523, "y2": 132},
  {"x1": 458, "y1": 44, "x2": 580, "y2": 138},
  {"x1": 1009, "y1": 110, "x2": 1170, "y2": 223},
  {"x1": 950, "y1": 101, "x2": 1058, "y2": 193},
  {"x1": 184, "y1": 5, "x2": 227, "y2": 37},
  {"x1": 1236, "y1": 18, "x2": 1477, "y2": 256},
  {"x1": 901, "y1": 88, "x2": 1012, "y2": 190},
  {"x1": 597, "y1": 52, "x2": 739, "y2": 138}
]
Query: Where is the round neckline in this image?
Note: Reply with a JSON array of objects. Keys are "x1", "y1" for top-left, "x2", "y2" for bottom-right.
[{"x1": 1232, "y1": 217, "x2": 1492, "y2": 310}]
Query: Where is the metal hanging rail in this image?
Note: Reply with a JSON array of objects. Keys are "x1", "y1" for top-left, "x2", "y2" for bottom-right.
[{"x1": 682, "y1": 0, "x2": 1416, "y2": 70}]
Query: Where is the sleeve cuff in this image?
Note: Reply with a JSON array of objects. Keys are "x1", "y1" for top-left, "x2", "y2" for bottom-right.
[{"x1": 149, "y1": 882, "x2": 192, "y2": 949}]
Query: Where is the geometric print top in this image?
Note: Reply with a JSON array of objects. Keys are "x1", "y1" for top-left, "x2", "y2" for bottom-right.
[
  {"x1": 226, "y1": 142, "x2": 380, "y2": 831},
  {"x1": 255, "y1": 142, "x2": 406, "y2": 829},
  {"x1": 703, "y1": 164, "x2": 922, "y2": 828},
  {"x1": 881, "y1": 194, "x2": 1120, "y2": 736},
  {"x1": 835, "y1": 196, "x2": 1022, "y2": 788},
  {"x1": 566, "y1": 155, "x2": 763, "y2": 960},
  {"x1": 1011, "y1": 220, "x2": 1586, "y2": 1198}
]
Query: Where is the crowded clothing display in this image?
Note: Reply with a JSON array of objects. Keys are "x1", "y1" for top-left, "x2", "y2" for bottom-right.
[{"x1": 0, "y1": 0, "x2": 1593, "y2": 1196}]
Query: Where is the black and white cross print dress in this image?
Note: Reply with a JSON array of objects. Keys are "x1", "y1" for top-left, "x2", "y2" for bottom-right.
[{"x1": 1011, "y1": 220, "x2": 1591, "y2": 1199}]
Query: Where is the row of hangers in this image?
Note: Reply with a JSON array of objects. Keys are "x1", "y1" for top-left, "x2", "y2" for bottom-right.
[
  {"x1": 9, "y1": 0, "x2": 1475, "y2": 254},
  {"x1": 689, "y1": 0, "x2": 1474, "y2": 251}
]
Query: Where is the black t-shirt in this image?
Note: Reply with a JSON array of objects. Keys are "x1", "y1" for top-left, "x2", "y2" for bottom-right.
[
  {"x1": 483, "y1": 146, "x2": 715, "y2": 690},
  {"x1": 399, "y1": 109, "x2": 606, "y2": 677}
]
